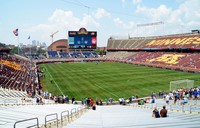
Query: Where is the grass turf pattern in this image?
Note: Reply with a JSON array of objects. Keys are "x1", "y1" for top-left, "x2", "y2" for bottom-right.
[{"x1": 40, "y1": 62, "x2": 200, "y2": 100}]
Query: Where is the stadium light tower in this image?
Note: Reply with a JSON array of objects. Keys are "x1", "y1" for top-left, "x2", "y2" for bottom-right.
[
  {"x1": 50, "y1": 30, "x2": 59, "y2": 43},
  {"x1": 137, "y1": 21, "x2": 164, "y2": 27}
]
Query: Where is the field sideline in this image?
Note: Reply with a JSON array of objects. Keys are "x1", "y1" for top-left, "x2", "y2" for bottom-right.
[{"x1": 39, "y1": 62, "x2": 200, "y2": 100}]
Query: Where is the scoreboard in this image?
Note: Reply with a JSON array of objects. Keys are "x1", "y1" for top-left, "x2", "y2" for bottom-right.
[{"x1": 68, "y1": 27, "x2": 97, "y2": 49}]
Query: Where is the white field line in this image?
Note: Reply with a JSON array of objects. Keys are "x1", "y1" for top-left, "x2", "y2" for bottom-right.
[
  {"x1": 95, "y1": 84, "x2": 119, "y2": 98},
  {"x1": 44, "y1": 65, "x2": 64, "y2": 96}
]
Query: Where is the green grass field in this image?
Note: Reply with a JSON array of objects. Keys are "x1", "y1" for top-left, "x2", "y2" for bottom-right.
[{"x1": 39, "y1": 62, "x2": 200, "y2": 100}]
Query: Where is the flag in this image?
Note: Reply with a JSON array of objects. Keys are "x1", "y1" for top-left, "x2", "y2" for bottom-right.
[
  {"x1": 28, "y1": 36, "x2": 30, "y2": 39},
  {"x1": 13, "y1": 28, "x2": 18, "y2": 36}
]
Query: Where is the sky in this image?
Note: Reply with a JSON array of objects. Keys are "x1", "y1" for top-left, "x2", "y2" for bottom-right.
[{"x1": 0, "y1": 0, "x2": 200, "y2": 47}]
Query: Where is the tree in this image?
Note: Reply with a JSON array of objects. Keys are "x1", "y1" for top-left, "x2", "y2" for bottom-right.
[{"x1": 10, "y1": 47, "x2": 19, "y2": 54}]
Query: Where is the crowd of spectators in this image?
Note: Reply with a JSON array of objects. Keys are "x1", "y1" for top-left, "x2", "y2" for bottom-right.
[
  {"x1": 144, "y1": 88, "x2": 199, "y2": 106},
  {"x1": 0, "y1": 54, "x2": 42, "y2": 98}
]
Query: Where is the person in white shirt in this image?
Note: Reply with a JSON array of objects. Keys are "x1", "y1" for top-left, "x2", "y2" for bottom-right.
[{"x1": 165, "y1": 94, "x2": 170, "y2": 105}]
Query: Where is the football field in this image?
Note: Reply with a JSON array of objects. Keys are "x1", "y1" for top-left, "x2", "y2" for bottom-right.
[{"x1": 40, "y1": 62, "x2": 200, "y2": 100}]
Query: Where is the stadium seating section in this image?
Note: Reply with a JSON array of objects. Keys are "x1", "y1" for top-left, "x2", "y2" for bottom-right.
[
  {"x1": 107, "y1": 34, "x2": 200, "y2": 50},
  {"x1": 59, "y1": 52, "x2": 70, "y2": 58},
  {"x1": 47, "y1": 51, "x2": 59, "y2": 58},
  {"x1": 107, "y1": 33, "x2": 200, "y2": 72},
  {"x1": 47, "y1": 51, "x2": 98, "y2": 59},
  {"x1": 0, "y1": 55, "x2": 39, "y2": 92},
  {"x1": 26, "y1": 54, "x2": 40, "y2": 59},
  {"x1": 145, "y1": 35, "x2": 200, "y2": 48}
]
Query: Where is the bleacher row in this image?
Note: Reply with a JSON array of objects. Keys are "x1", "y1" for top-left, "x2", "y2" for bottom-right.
[
  {"x1": 0, "y1": 87, "x2": 27, "y2": 98},
  {"x1": 47, "y1": 51, "x2": 98, "y2": 58},
  {"x1": 107, "y1": 38, "x2": 152, "y2": 50},
  {"x1": 107, "y1": 34, "x2": 200, "y2": 50}
]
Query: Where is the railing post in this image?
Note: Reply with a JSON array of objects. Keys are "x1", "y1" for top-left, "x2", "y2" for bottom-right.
[
  {"x1": 61, "y1": 110, "x2": 69, "y2": 126},
  {"x1": 71, "y1": 108, "x2": 76, "y2": 121},
  {"x1": 14, "y1": 117, "x2": 39, "y2": 128},
  {"x1": 45, "y1": 113, "x2": 58, "y2": 128}
]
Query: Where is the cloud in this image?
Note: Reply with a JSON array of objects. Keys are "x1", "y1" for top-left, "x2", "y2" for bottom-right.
[
  {"x1": 121, "y1": 0, "x2": 126, "y2": 3},
  {"x1": 94, "y1": 8, "x2": 110, "y2": 19},
  {"x1": 136, "y1": 4, "x2": 172, "y2": 21},
  {"x1": 48, "y1": 9, "x2": 99, "y2": 29},
  {"x1": 113, "y1": 18, "x2": 123, "y2": 26},
  {"x1": 136, "y1": 0, "x2": 198, "y2": 23},
  {"x1": 135, "y1": 0, "x2": 200, "y2": 35},
  {"x1": 113, "y1": 18, "x2": 136, "y2": 29},
  {"x1": 132, "y1": 0, "x2": 142, "y2": 5},
  {"x1": 169, "y1": 0, "x2": 200, "y2": 25},
  {"x1": 23, "y1": 9, "x2": 99, "y2": 45}
]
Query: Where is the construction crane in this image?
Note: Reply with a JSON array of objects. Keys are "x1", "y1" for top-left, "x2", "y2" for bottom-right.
[{"x1": 50, "y1": 30, "x2": 59, "y2": 43}]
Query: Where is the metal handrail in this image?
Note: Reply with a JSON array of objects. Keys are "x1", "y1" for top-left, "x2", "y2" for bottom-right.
[
  {"x1": 71, "y1": 108, "x2": 76, "y2": 120},
  {"x1": 61, "y1": 110, "x2": 70, "y2": 126},
  {"x1": 14, "y1": 117, "x2": 39, "y2": 128},
  {"x1": 45, "y1": 113, "x2": 58, "y2": 128},
  {"x1": 77, "y1": 106, "x2": 82, "y2": 116},
  {"x1": 190, "y1": 104, "x2": 200, "y2": 113}
]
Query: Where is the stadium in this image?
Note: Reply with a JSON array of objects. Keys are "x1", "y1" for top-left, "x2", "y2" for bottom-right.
[
  {"x1": 1, "y1": 27, "x2": 200, "y2": 127},
  {"x1": 1, "y1": 0, "x2": 200, "y2": 128}
]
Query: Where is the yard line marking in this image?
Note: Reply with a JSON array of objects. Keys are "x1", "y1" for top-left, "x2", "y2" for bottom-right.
[
  {"x1": 95, "y1": 84, "x2": 119, "y2": 98},
  {"x1": 44, "y1": 65, "x2": 64, "y2": 96}
]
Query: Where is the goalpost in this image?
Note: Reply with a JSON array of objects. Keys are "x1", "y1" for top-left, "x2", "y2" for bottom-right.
[{"x1": 170, "y1": 79, "x2": 194, "y2": 91}]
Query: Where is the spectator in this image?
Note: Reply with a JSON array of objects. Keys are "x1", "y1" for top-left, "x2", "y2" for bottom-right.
[
  {"x1": 131, "y1": 95, "x2": 135, "y2": 102},
  {"x1": 96, "y1": 97, "x2": 99, "y2": 105},
  {"x1": 181, "y1": 97, "x2": 188, "y2": 105},
  {"x1": 100, "y1": 99, "x2": 103, "y2": 105},
  {"x1": 193, "y1": 89, "x2": 198, "y2": 100},
  {"x1": 71, "y1": 96, "x2": 75, "y2": 104},
  {"x1": 65, "y1": 96, "x2": 69, "y2": 103},
  {"x1": 174, "y1": 94, "x2": 178, "y2": 104},
  {"x1": 39, "y1": 98, "x2": 44, "y2": 105},
  {"x1": 176, "y1": 92, "x2": 180, "y2": 100},
  {"x1": 90, "y1": 98, "x2": 94, "y2": 106},
  {"x1": 140, "y1": 99, "x2": 144, "y2": 105},
  {"x1": 160, "y1": 106, "x2": 167, "y2": 118},
  {"x1": 109, "y1": 97, "x2": 113, "y2": 105},
  {"x1": 151, "y1": 97, "x2": 155, "y2": 104},
  {"x1": 36, "y1": 98, "x2": 39, "y2": 104},
  {"x1": 119, "y1": 98, "x2": 123, "y2": 105},
  {"x1": 152, "y1": 107, "x2": 160, "y2": 118},
  {"x1": 165, "y1": 94, "x2": 170, "y2": 105},
  {"x1": 104, "y1": 98, "x2": 108, "y2": 105},
  {"x1": 86, "y1": 98, "x2": 90, "y2": 108},
  {"x1": 92, "y1": 104, "x2": 96, "y2": 110}
]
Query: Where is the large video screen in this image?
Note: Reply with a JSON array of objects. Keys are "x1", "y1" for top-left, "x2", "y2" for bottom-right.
[{"x1": 68, "y1": 28, "x2": 97, "y2": 49}]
